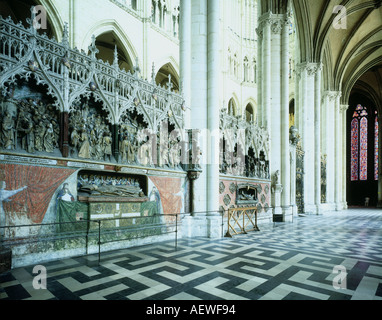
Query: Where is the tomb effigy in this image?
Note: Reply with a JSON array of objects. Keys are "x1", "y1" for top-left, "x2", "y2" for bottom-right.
[{"x1": 75, "y1": 171, "x2": 157, "y2": 230}]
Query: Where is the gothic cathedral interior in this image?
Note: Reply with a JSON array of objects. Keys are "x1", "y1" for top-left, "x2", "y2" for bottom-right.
[{"x1": 0, "y1": 0, "x2": 381, "y2": 270}]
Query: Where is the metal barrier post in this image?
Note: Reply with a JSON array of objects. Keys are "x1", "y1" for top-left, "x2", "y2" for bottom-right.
[
  {"x1": 221, "y1": 210, "x2": 224, "y2": 238},
  {"x1": 243, "y1": 209, "x2": 246, "y2": 234},
  {"x1": 175, "y1": 214, "x2": 178, "y2": 251},
  {"x1": 97, "y1": 220, "x2": 101, "y2": 264}
]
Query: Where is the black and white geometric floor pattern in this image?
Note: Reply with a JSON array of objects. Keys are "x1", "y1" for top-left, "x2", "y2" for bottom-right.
[{"x1": 1, "y1": 209, "x2": 382, "y2": 300}]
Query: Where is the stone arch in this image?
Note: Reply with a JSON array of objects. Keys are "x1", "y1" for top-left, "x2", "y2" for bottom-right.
[
  {"x1": 243, "y1": 99, "x2": 257, "y2": 123},
  {"x1": 81, "y1": 20, "x2": 138, "y2": 72},
  {"x1": 0, "y1": 0, "x2": 62, "y2": 40},
  {"x1": 39, "y1": 0, "x2": 64, "y2": 41},
  {"x1": 154, "y1": 58, "x2": 180, "y2": 93},
  {"x1": 227, "y1": 96, "x2": 239, "y2": 116}
]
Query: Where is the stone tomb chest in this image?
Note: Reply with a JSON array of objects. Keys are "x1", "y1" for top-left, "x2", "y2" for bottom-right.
[{"x1": 77, "y1": 171, "x2": 157, "y2": 230}]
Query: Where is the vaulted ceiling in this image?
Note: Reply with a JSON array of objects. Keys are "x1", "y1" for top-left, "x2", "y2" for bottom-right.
[{"x1": 292, "y1": 0, "x2": 382, "y2": 106}]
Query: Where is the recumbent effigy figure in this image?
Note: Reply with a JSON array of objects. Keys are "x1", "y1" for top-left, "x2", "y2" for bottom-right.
[{"x1": 78, "y1": 174, "x2": 144, "y2": 198}]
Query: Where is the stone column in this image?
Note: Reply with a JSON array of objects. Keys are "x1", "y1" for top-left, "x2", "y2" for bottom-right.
[
  {"x1": 258, "y1": 14, "x2": 271, "y2": 130},
  {"x1": 206, "y1": 0, "x2": 221, "y2": 238},
  {"x1": 190, "y1": 0, "x2": 208, "y2": 215},
  {"x1": 340, "y1": 104, "x2": 349, "y2": 209},
  {"x1": 281, "y1": 15, "x2": 291, "y2": 219},
  {"x1": 256, "y1": 26, "x2": 263, "y2": 127},
  {"x1": 289, "y1": 126, "x2": 299, "y2": 215},
  {"x1": 314, "y1": 64, "x2": 322, "y2": 214},
  {"x1": 334, "y1": 92, "x2": 342, "y2": 210},
  {"x1": 180, "y1": 0, "x2": 192, "y2": 129},
  {"x1": 296, "y1": 62, "x2": 318, "y2": 214},
  {"x1": 142, "y1": 1, "x2": 150, "y2": 80},
  {"x1": 155, "y1": 0, "x2": 160, "y2": 25},
  {"x1": 322, "y1": 91, "x2": 337, "y2": 210},
  {"x1": 270, "y1": 15, "x2": 282, "y2": 182},
  {"x1": 207, "y1": 0, "x2": 220, "y2": 214}
]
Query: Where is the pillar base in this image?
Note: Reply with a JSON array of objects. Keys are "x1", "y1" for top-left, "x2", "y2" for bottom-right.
[
  {"x1": 282, "y1": 206, "x2": 293, "y2": 222},
  {"x1": 335, "y1": 202, "x2": 343, "y2": 211},
  {"x1": 291, "y1": 205, "x2": 298, "y2": 216},
  {"x1": 303, "y1": 204, "x2": 317, "y2": 215},
  {"x1": 207, "y1": 215, "x2": 222, "y2": 239}
]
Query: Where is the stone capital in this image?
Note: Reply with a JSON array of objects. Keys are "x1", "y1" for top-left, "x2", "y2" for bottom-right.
[
  {"x1": 323, "y1": 90, "x2": 340, "y2": 102},
  {"x1": 258, "y1": 12, "x2": 289, "y2": 34},
  {"x1": 340, "y1": 104, "x2": 349, "y2": 112},
  {"x1": 297, "y1": 62, "x2": 322, "y2": 76}
]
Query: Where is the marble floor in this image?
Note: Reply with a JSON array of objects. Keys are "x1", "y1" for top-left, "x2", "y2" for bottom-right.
[{"x1": 1, "y1": 208, "x2": 381, "y2": 300}]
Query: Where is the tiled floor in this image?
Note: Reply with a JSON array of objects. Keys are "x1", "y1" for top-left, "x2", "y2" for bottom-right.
[{"x1": 1, "y1": 209, "x2": 382, "y2": 300}]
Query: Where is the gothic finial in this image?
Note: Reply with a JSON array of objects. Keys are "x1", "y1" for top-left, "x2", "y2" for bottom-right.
[
  {"x1": 113, "y1": 45, "x2": 119, "y2": 68},
  {"x1": 28, "y1": 6, "x2": 37, "y2": 34},
  {"x1": 62, "y1": 22, "x2": 69, "y2": 47},
  {"x1": 167, "y1": 74, "x2": 173, "y2": 92},
  {"x1": 88, "y1": 35, "x2": 99, "y2": 58},
  {"x1": 151, "y1": 62, "x2": 156, "y2": 84},
  {"x1": 133, "y1": 57, "x2": 141, "y2": 77}
]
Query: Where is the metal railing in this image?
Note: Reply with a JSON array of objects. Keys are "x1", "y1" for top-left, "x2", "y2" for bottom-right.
[
  {"x1": 0, "y1": 209, "x2": 243, "y2": 270},
  {"x1": 0, "y1": 213, "x2": 180, "y2": 265}
]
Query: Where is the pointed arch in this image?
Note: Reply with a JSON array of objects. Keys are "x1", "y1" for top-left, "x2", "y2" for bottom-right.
[
  {"x1": 81, "y1": 19, "x2": 138, "y2": 70},
  {"x1": 38, "y1": 0, "x2": 64, "y2": 40},
  {"x1": 227, "y1": 95, "x2": 239, "y2": 116},
  {"x1": 154, "y1": 57, "x2": 180, "y2": 92},
  {"x1": 243, "y1": 98, "x2": 257, "y2": 123}
]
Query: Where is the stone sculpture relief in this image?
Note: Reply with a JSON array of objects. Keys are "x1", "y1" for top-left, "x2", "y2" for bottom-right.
[
  {"x1": 219, "y1": 110, "x2": 270, "y2": 180},
  {"x1": 69, "y1": 102, "x2": 113, "y2": 161},
  {"x1": 0, "y1": 97, "x2": 59, "y2": 154}
]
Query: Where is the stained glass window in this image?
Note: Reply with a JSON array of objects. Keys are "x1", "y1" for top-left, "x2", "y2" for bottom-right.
[
  {"x1": 351, "y1": 104, "x2": 370, "y2": 181},
  {"x1": 360, "y1": 117, "x2": 368, "y2": 180},
  {"x1": 375, "y1": 112, "x2": 379, "y2": 181},
  {"x1": 351, "y1": 118, "x2": 359, "y2": 181}
]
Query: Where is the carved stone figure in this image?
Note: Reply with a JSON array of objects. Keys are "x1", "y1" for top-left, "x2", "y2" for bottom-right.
[
  {"x1": 34, "y1": 121, "x2": 46, "y2": 152},
  {"x1": 274, "y1": 170, "x2": 280, "y2": 185},
  {"x1": 103, "y1": 133, "x2": 112, "y2": 161},
  {"x1": 44, "y1": 122, "x2": 55, "y2": 153},
  {"x1": 78, "y1": 128, "x2": 90, "y2": 159},
  {"x1": 128, "y1": 137, "x2": 137, "y2": 163},
  {"x1": 70, "y1": 128, "x2": 80, "y2": 155},
  {"x1": 169, "y1": 139, "x2": 181, "y2": 168},
  {"x1": 1, "y1": 111, "x2": 15, "y2": 150},
  {"x1": 120, "y1": 135, "x2": 129, "y2": 163},
  {"x1": 23, "y1": 121, "x2": 35, "y2": 153},
  {"x1": 17, "y1": 110, "x2": 34, "y2": 153}
]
